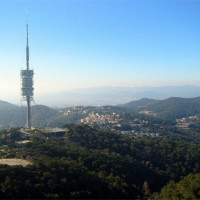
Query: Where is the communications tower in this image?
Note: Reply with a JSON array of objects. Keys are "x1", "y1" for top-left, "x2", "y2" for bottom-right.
[{"x1": 20, "y1": 24, "x2": 34, "y2": 129}]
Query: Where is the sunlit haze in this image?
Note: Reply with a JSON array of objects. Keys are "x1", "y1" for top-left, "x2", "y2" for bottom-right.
[{"x1": 0, "y1": 0, "x2": 199, "y2": 104}]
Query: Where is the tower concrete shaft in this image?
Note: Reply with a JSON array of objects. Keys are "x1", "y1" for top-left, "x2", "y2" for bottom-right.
[{"x1": 27, "y1": 96, "x2": 31, "y2": 129}]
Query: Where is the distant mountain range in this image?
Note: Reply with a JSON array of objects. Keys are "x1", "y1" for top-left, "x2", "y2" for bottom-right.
[
  {"x1": 38, "y1": 85, "x2": 200, "y2": 106},
  {"x1": 1, "y1": 94, "x2": 200, "y2": 128}
]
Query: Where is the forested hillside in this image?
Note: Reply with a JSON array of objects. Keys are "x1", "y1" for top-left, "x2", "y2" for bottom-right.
[
  {"x1": 0, "y1": 104, "x2": 59, "y2": 128},
  {"x1": 0, "y1": 100, "x2": 16, "y2": 108},
  {"x1": 119, "y1": 96, "x2": 200, "y2": 120},
  {"x1": 2, "y1": 96, "x2": 200, "y2": 129},
  {"x1": 155, "y1": 173, "x2": 200, "y2": 199},
  {"x1": 147, "y1": 97, "x2": 200, "y2": 120},
  {"x1": 0, "y1": 125, "x2": 200, "y2": 199},
  {"x1": 119, "y1": 98, "x2": 160, "y2": 111}
]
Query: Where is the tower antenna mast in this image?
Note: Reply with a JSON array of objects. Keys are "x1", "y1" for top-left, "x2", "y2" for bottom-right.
[{"x1": 26, "y1": 23, "x2": 29, "y2": 70}]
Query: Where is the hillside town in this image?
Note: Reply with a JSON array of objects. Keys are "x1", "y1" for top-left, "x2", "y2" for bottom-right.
[
  {"x1": 176, "y1": 115, "x2": 199, "y2": 129},
  {"x1": 58, "y1": 106, "x2": 161, "y2": 137}
]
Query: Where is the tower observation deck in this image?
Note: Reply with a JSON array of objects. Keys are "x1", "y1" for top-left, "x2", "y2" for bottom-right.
[{"x1": 20, "y1": 24, "x2": 34, "y2": 129}]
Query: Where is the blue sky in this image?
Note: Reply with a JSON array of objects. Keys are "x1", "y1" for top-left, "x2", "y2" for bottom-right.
[{"x1": 0, "y1": 0, "x2": 199, "y2": 103}]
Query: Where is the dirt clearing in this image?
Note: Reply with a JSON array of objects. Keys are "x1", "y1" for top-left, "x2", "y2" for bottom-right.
[{"x1": 0, "y1": 159, "x2": 32, "y2": 167}]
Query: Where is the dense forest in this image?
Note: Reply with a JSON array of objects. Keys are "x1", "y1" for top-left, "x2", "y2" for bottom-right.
[{"x1": 0, "y1": 125, "x2": 200, "y2": 199}]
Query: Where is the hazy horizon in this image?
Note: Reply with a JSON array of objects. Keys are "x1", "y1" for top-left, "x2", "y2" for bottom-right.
[
  {"x1": 0, "y1": 1, "x2": 199, "y2": 104},
  {"x1": 1, "y1": 85, "x2": 200, "y2": 106}
]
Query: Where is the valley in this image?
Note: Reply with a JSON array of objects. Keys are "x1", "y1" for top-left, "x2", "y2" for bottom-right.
[
  {"x1": 0, "y1": 97, "x2": 200, "y2": 198},
  {"x1": 1, "y1": 97, "x2": 200, "y2": 138}
]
